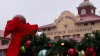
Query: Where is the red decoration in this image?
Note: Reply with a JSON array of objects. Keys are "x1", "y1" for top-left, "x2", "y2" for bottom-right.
[
  {"x1": 85, "y1": 47, "x2": 96, "y2": 56},
  {"x1": 68, "y1": 48, "x2": 75, "y2": 56},
  {"x1": 24, "y1": 40, "x2": 31, "y2": 48},
  {"x1": 25, "y1": 24, "x2": 38, "y2": 34},
  {"x1": 4, "y1": 15, "x2": 38, "y2": 56},
  {"x1": 48, "y1": 43, "x2": 52, "y2": 47}
]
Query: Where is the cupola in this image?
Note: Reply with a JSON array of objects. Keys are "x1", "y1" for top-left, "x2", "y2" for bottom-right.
[{"x1": 77, "y1": 0, "x2": 96, "y2": 17}]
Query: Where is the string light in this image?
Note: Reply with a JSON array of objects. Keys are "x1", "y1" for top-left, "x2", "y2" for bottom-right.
[{"x1": 61, "y1": 43, "x2": 64, "y2": 46}]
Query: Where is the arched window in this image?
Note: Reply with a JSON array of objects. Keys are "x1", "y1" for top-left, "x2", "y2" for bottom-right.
[
  {"x1": 91, "y1": 9, "x2": 94, "y2": 14},
  {"x1": 81, "y1": 9, "x2": 86, "y2": 15}
]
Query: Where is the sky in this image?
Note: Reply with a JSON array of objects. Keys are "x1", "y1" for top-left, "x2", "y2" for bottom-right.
[{"x1": 0, "y1": 0, "x2": 100, "y2": 30}]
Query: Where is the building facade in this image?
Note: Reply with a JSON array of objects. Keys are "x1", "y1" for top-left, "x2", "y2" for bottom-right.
[
  {"x1": 39, "y1": 0, "x2": 100, "y2": 41},
  {"x1": 0, "y1": 30, "x2": 11, "y2": 56}
]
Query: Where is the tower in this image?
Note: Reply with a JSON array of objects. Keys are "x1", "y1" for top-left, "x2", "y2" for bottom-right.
[
  {"x1": 84, "y1": 0, "x2": 89, "y2": 2},
  {"x1": 77, "y1": 0, "x2": 96, "y2": 17}
]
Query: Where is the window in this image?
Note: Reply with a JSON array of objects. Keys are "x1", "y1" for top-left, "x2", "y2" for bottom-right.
[
  {"x1": 0, "y1": 51, "x2": 2, "y2": 56},
  {"x1": 64, "y1": 25, "x2": 67, "y2": 28},
  {"x1": 54, "y1": 37, "x2": 57, "y2": 39},
  {"x1": 76, "y1": 34, "x2": 80, "y2": 38},
  {"x1": 67, "y1": 35, "x2": 71, "y2": 38},
  {"x1": 84, "y1": 23, "x2": 88, "y2": 26},
  {"x1": 54, "y1": 36, "x2": 61, "y2": 41},
  {"x1": 63, "y1": 36, "x2": 67, "y2": 39},
  {"x1": 54, "y1": 36, "x2": 61, "y2": 39},
  {"x1": 73, "y1": 34, "x2": 80, "y2": 39},
  {"x1": 81, "y1": 9, "x2": 86, "y2": 15},
  {"x1": 1, "y1": 40, "x2": 9, "y2": 45},
  {"x1": 91, "y1": 9, "x2": 94, "y2": 14},
  {"x1": 48, "y1": 28, "x2": 51, "y2": 31},
  {"x1": 63, "y1": 35, "x2": 71, "y2": 39},
  {"x1": 91, "y1": 22, "x2": 95, "y2": 25},
  {"x1": 43, "y1": 29, "x2": 45, "y2": 31}
]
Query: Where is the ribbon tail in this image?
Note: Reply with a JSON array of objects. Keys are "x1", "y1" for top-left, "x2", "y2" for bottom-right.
[{"x1": 5, "y1": 33, "x2": 21, "y2": 56}]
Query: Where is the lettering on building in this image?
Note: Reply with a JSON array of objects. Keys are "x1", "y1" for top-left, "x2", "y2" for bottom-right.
[
  {"x1": 68, "y1": 27, "x2": 93, "y2": 33},
  {"x1": 46, "y1": 31, "x2": 66, "y2": 35},
  {"x1": 46, "y1": 27, "x2": 93, "y2": 35}
]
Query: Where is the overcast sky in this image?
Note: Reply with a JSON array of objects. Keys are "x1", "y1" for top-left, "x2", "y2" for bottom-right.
[{"x1": 0, "y1": 0, "x2": 100, "y2": 30}]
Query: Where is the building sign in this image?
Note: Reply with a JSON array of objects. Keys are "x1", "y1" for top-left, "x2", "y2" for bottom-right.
[
  {"x1": 54, "y1": 31, "x2": 66, "y2": 35},
  {"x1": 46, "y1": 31, "x2": 66, "y2": 35},
  {"x1": 68, "y1": 27, "x2": 93, "y2": 33},
  {"x1": 46, "y1": 27, "x2": 93, "y2": 35}
]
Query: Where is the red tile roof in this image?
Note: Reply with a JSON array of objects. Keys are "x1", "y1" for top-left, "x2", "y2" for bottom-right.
[
  {"x1": 39, "y1": 23, "x2": 56, "y2": 29},
  {"x1": 0, "y1": 30, "x2": 11, "y2": 38},
  {"x1": 76, "y1": 15, "x2": 100, "y2": 24},
  {"x1": 39, "y1": 15, "x2": 100, "y2": 28}
]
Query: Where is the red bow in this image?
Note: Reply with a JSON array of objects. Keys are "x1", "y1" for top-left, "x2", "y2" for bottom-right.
[
  {"x1": 24, "y1": 23, "x2": 38, "y2": 35},
  {"x1": 4, "y1": 16, "x2": 38, "y2": 56}
]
